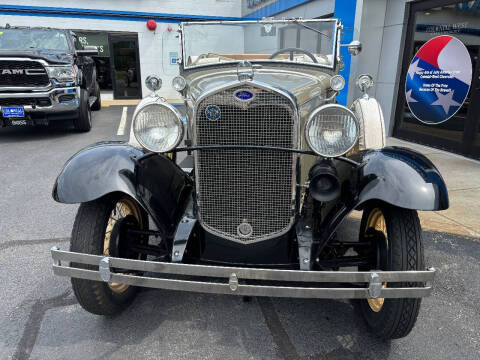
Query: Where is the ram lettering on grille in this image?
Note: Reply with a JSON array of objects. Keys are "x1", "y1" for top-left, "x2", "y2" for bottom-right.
[
  {"x1": 195, "y1": 85, "x2": 296, "y2": 243},
  {"x1": 0, "y1": 60, "x2": 49, "y2": 87}
]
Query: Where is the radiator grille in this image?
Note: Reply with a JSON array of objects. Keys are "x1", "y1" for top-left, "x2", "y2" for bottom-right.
[
  {"x1": 195, "y1": 85, "x2": 296, "y2": 243},
  {"x1": 0, "y1": 60, "x2": 50, "y2": 87}
]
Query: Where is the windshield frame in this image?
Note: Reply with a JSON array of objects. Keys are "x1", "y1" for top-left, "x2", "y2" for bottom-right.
[{"x1": 179, "y1": 18, "x2": 340, "y2": 71}]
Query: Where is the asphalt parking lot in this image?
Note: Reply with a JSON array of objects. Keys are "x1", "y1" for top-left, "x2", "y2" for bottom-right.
[{"x1": 0, "y1": 106, "x2": 479, "y2": 360}]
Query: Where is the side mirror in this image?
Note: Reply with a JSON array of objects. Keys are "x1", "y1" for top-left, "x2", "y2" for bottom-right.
[
  {"x1": 347, "y1": 40, "x2": 362, "y2": 56},
  {"x1": 76, "y1": 45, "x2": 98, "y2": 57}
]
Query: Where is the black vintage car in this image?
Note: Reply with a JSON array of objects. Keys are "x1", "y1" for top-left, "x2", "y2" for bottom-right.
[
  {"x1": 50, "y1": 19, "x2": 448, "y2": 339},
  {"x1": 0, "y1": 26, "x2": 101, "y2": 131}
]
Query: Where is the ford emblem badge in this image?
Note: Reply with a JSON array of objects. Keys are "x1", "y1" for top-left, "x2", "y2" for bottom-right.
[{"x1": 235, "y1": 90, "x2": 254, "y2": 101}]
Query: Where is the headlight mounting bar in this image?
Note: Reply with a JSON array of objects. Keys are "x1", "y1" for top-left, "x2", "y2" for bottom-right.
[{"x1": 132, "y1": 145, "x2": 363, "y2": 168}]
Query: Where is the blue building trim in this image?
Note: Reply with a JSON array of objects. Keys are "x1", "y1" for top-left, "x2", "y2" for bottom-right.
[
  {"x1": 0, "y1": 4, "x2": 246, "y2": 23},
  {"x1": 334, "y1": 0, "x2": 356, "y2": 105},
  {"x1": 245, "y1": 0, "x2": 312, "y2": 19}
]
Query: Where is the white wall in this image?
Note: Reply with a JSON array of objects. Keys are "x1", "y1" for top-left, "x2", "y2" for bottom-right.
[
  {"x1": 347, "y1": 0, "x2": 408, "y2": 135},
  {"x1": 0, "y1": 0, "x2": 242, "y2": 99}
]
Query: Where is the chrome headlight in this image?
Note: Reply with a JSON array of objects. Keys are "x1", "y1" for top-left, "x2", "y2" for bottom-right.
[
  {"x1": 145, "y1": 75, "x2": 162, "y2": 92},
  {"x1": 172, "y1": 75, "x2": 186, "y2": 91},
  {"x1": 46, "y1": 65, "x2": 76, "y2": 82},
  {"x1": 305, "y1": 104, "x2": 358, "y2": 157},
  {"x1": 133, "y1": 100, "x2": 184, "y2": 152},
  {"x1": 330, "y1": 75, "x2": 345, "y2": 91}
]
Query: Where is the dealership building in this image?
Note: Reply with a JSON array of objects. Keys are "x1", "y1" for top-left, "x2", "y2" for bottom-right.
[{"x1": 1, "y1": 0, "x2": 479, "y2": 159}]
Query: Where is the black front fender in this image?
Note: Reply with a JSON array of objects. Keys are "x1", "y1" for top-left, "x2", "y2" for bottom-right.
[
  {"x1": 53, "y1": 142, "x2": 143, "y2": 204},
  {"x1": 353, "y1": 146, "x2": 449, "y2": 211},
  {"x1": 53, "y1": 142, "x2": 192, "y2": 235},
  {"x1": 318, "y1": 147, "x2": 449, "y2": 245}
]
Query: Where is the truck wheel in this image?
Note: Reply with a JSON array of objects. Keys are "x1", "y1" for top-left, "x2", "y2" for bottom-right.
[
  {"x1": 357, "y1": 203, "x2": 424, "y2": 339},
  {"x1": 91, "y1": 82, "x2": 102, "y2": 111},
  {"x1": 70, "y1": 195, "x2": 148, "y2": 316},
  {"x1": 73, "y1": 89, "x2": 92, "y2": 132}
]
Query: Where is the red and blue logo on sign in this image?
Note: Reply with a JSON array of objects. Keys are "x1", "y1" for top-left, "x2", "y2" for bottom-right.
[{"x1": 406, "y1": 35, "x2": 472, "y2": 124}]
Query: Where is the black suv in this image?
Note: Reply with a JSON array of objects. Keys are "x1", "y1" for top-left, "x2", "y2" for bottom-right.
[{"x1": 0, "y1": 27, "x2": 101, "y2": 131}]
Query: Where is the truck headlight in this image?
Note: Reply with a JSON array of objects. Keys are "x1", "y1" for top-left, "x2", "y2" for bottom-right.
[
  {"x1": 46, "y1": 66, "x2": 76, "y2": 82},
  {"x1": 133, "y1": 100, "x2": 184, "y2": 153},
  {"x1": 305, "y1": 104, "x2": 358, "y2": 157}
]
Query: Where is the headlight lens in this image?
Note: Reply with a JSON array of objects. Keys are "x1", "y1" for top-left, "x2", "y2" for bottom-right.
[
  {"x1": 145, "y1": 75, "x2": 162, "y2": 91},
  {"x1": 172, "y1": 75, "x2": 186, "y2": 91},
  {"x1": 133, "y1": 101, "x2": 184, "y2": 152},
  {"x1": 330, "y1": 74, "x2": 345, "y2": 91},
  {"x1": 305, "y1": 104, "x2": 358, "y2": 157},
  {"x1": 46, "y1": 66, "x2": 76, "y2": 82}
]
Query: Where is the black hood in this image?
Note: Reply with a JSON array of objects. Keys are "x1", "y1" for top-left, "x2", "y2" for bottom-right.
[{"x1": 0, "y1": 49, "x2": 74, "y2": 65}]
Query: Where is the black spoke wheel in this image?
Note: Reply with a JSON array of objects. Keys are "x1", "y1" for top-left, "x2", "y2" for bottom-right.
[
  {"x1": 357, "y1": 203, "x2": 425, "y2": 339},
  {"x1": 70, "y1": 195, "x2": 148, "y2": 315}
]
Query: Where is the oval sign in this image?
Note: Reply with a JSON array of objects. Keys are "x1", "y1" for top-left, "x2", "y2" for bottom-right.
[
  {"x1": 235, "y1": 90, "x2": 254, "y2": 101},
  {"x1": 405, "y1": 35, "x2": 472, "y2": 124}
]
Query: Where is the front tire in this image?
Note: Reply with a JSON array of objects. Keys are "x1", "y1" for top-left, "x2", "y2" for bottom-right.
[
  {"x1": 73, "y1": 89, "x2": 92, "y2": 132},
  {"x1": 357, "y1": 203, "x2": 425, "y2": 339},
  {"x1": 70, "y1": 195, "x2": 148, "y2": 316}
]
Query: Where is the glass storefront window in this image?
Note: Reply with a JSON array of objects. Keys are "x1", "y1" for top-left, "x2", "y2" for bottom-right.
[{"x1": 394, "y1": 1, "x2": 480, "y2": 159}]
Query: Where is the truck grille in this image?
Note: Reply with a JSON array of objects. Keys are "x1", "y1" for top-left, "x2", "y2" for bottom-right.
[
  {"x1": 0, "y1": 97, "x2": 51, "y2": 106},
  {"x1": 0, "y1": 60, "x2": 50, "y2": 87},
  {"x1": 195, "y1": 85, "x2": 296, "y2": 243}
]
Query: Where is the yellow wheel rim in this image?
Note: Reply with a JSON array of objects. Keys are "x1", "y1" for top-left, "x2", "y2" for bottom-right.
[
  {"x1": 365, "y1": 208, "x2": 388, "y2": 312},
  {"x1": 103, "y1": 198, "x2": 142, "y2": 294}
]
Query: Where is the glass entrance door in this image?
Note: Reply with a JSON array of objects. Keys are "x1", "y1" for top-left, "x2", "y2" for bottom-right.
[
  {"x1": 393, "y1": 1, "x2": 480, "y2": 159},
  {"x1": 109, "y1": 35, "x2": 141, "y2": 99}
]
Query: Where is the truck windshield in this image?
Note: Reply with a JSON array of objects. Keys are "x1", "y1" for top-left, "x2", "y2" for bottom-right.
[
  {"x1": 182, "y1": 19, "x2": 337, "y2": 69},
  {"x1": 0, "y1": 28, "x2": 69, "y2": 52}
]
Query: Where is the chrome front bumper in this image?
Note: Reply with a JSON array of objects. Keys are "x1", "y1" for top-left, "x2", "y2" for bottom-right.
[
  {"x1": 51, "y1": 247, "x2": 436, "y2": 299},
  {"x1": 0, "y1": 86, "x2": 80, "y2": 114}
]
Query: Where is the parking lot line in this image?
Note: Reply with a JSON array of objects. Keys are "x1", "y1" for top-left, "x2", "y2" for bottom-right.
[{"x1": 117, "y1": 106, "x2": 128, "y2": 136}]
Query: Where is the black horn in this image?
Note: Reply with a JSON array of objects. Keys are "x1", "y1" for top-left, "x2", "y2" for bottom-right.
[{"x1": 308, "y1": 160, "x2": 341, "y2": 202}]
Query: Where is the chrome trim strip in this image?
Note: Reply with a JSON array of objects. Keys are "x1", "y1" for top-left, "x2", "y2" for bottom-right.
[
  {"x1": 51, "y1": 248, "x2": 435, "y2": 299},
  {"x1": 183, "y1": 19, "x2": 339, "y2": 25},
  {"x1": 192, "y1": 79, "x2": 300, "y2": 243},
  {"x1": 0, "y1": 86, "x2": 80, "y2": 113}
]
